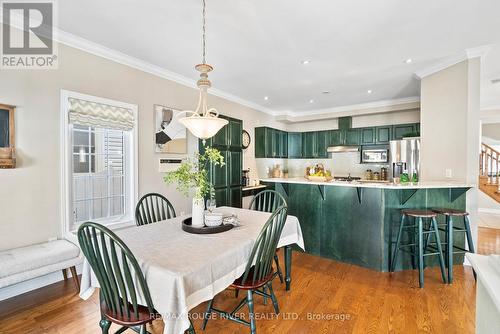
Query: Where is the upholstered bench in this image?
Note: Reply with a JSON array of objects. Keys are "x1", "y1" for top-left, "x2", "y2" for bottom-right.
[{"x1": 0, "y1": 239, "x2": 82, "y2": 291}]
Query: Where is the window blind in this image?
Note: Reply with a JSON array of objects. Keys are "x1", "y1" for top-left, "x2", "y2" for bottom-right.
[{"x1": 68, "y1": 97, "x2": 135, "y2": 131}]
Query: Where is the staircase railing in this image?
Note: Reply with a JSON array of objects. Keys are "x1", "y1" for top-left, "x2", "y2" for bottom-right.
[{"x1": 480, "y1": 143, "x2": 500, "y2": 186}]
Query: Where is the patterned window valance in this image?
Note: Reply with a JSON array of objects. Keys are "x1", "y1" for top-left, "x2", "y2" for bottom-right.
[{"x1": 68, "y1": 97, "x2": 135, "y2": 131}]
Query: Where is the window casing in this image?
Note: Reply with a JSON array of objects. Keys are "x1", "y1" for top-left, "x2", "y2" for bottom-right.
[{"x1": 61, "y1": 90, "x2": 138, "y2": 233}]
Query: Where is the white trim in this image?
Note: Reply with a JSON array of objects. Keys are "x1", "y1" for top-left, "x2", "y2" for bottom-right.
[
  {"x1": 60, "y1": 90, "x2": 139, "y2": 235},
  {"x1": 275, "y1": 96, "x2": 420, "y2": 122},
  {"x1": 478, "y1": 208, "x2": 500, "y2": 215},
  {"x1": 0, "y1": 264, "x2": 83, "y2": 302},
  {"x1": 415, "y1": 45, "x2": 492, "y2": 79}
]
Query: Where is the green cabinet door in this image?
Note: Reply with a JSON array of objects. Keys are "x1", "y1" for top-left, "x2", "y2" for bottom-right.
[
  {"x1": 254, "y1": 127, "x2": 266, "y2": 158},
  {"x1": 211, "y1": 150, "x2": 228, "y2": 188},
  {"x1": 288, "y1": 132, "x2": 302, "y2": 158},
  {"x1": 279, "y1": 131, "x2": 288, "y2": 158},
  {"x1": 344, "y1": 128, "x2": 360, "y2": 145},
  {"x1": 229, "y1": 187, "x2": 242, "y2": 208},
  {"x1": 228, "y1": 151, "x2": 242, "y2": 186},
  {"x1": 328, "y1": 130, "x2": 342, "y2": 146},
  {"x1": 212, "y1": 121, "x2": 227, "y2": 146},
  {"x1": 375, "y1": 126, "x2": 392, "y2": 144},
  {"x1": 360, "y1": 128, "x2": 375, "y2": 145},
  {"x1": 317, "y1": 131, "x2": 329, "y2": 158},
  {"x1": 393, "y1": 124, "x2": 416, "y2": 140},
  {"x1": 228, "y1": 119, "x2": 242, "y2": 148},
  {"x1": 302, "y1": 132, "x2": 318, "y2": 158}
]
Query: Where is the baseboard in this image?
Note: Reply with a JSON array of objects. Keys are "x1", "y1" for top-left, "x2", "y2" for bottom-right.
[
  {"x1": 479, "y1": 208, "x2": 500, "y2": 215},
  {"x1": 0, "y1": 264, "x2": 82, "y2": 302}
]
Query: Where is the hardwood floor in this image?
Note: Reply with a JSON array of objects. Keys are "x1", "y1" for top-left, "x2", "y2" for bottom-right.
[{"x1": 1, "y1": 227, "x2": 499, "y2": 334}]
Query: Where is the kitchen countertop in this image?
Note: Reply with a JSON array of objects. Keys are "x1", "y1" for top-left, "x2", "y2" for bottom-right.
[
  {"x1": 260, "y1": 177, "x2": 475, "y2": 189},
  {"x1": 242, "y1": 184, "x2": 267, "y2": 191}
]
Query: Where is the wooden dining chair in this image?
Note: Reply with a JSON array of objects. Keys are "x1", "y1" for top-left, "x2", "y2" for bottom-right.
[
  {"x1": 202, "y1": 206, "x2": 288, "y2": 334},
  {"x1": 78, "y1": 222, "x2": 195, "y2": 334},
  {"x1": 135, "y1": 193, "x2": 176, "y2": 226},
  {"x1": 248, "y1": 190, "x2": 287, "y2": 284}
]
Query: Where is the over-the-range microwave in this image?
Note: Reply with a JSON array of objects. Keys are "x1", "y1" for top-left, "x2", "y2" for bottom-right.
[{"x1": 360, "y1": 148, "x2": 389, "y2": 163}]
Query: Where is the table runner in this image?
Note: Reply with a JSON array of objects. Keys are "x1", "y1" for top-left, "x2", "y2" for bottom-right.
[{"x1": 79, "y1": 206, "x2": 304, "y2": 334}]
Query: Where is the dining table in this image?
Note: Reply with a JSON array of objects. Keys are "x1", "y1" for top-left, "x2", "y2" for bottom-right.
[{"x1": 79, "y1": 206, "x2": 305, "y2": 334}]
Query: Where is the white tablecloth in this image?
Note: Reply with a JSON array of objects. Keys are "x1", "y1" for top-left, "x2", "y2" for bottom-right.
[{"x1": 79, "y1": 207, "x2": 304, "y2": 334}]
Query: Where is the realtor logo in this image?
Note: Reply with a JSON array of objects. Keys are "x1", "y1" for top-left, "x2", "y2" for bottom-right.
[{"x1": 1, "y1": 0, "x2": 58, "y2": 69}]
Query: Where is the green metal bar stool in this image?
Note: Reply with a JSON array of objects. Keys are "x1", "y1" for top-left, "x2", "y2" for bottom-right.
[
  {"x1": 431, "y1": 208, "x2": 475, "y2": 283},
  {"x1": 391, "y1": 209, "x2": 447, "y2": 288}
]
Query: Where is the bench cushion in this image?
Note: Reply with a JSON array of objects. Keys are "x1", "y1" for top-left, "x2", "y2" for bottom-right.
[{"x1": 0, "y1": 240, "x2": 80, "y2": 279}]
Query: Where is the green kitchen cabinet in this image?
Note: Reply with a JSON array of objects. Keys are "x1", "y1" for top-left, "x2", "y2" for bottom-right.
[
  {"x1": 317, "y1": 131, "x2": 329, "y2": 158},
  {"x1": 302, "y1": 132, "x2": 318, "y2": 158},
  {"x1": 202, "y1": 116, "x2": 243, "y2": 208},
  {"x1": 375, "y1": 126, "x2": 392, "y2": 144},
  {"x1": 279, "y1": 130, "x2": 288, "y2": 158},
  {"x1": 360, "y1": 127, "x2": 376, "y2": 145},
  {"x1": 228, "y1": 119, "x2": 242, "y2": 148},
  {"x1": 393, "y1": 123, "x2": 417, "y2": 140},
  {"x1": 288, "y1": 132, "x2": 302, "y2": 158},
  {"x1": 254, "y1": 127, "x2": 266, "y2": 158},
  {"x1": 343, "y1": 128, "x2": 360, "y2": 145},
  {"x1": 328, "y1": 130, "x2": 342, "y2": 146}
]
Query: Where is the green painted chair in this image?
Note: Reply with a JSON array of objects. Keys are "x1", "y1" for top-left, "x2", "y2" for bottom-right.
[
  {"x1": 135, "y1": 193, "x2": 176, "y2": 226},
  {"x1": 77, "y1": 222, "x2": 195, "y2": 334},
  {"x1": 202, "y1": 206, "x2": 288, "y2": 334},
  {"x1": 248, "y1": 190, "x2": 287, "y2": 284}
]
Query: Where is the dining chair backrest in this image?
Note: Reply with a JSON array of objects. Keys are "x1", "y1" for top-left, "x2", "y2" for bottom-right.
[
  {"x1": 248, "y1": 190, "x2": 287, "y2": 213},
  {"x1": 241, "y1": 206, "x2": 288, "y2": 286},
  {"x1": 135, "y1": 193, "x2": 176, "y2": 226},
  {"x1": 77, "y1": 222, "x2": 155, "y2": 320}
]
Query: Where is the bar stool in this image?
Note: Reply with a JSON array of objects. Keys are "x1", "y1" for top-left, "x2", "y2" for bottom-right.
[
  {"x1": 431, "y1": 208, "x2": 475, "y2": 283},
  {"x1": 391, "y1": 209, "x2": 447, "y2": 288}
]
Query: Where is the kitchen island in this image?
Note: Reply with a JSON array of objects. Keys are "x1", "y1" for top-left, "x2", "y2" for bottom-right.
[{"x1": 261, "y1": 177, "x2": 474, "y2": 272}]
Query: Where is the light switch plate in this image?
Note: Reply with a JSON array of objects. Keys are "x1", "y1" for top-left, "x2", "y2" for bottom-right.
[{"x1": 445, "y1": 169, "x2": 453, "y2": 178}]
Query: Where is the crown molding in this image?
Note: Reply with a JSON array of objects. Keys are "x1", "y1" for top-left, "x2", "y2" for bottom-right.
[
  {"x1": 415, "y1": 45, "x2": 491, "y2": 79},
  {"x1": 275, "y1": 96, "x2": 420, "y2": 123}
]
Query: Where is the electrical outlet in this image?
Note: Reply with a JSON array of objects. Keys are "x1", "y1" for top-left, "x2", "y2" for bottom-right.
[
  {"x1": 180, "y1": 211, "x2": 186, "y2": 216},
  {"x1": 445, "y1": 169, "x2": 452, "y2": 178}
]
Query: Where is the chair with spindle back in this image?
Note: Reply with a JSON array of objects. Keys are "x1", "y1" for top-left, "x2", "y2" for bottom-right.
[
  {"x1": 78, "y1": 222, "x2": 195, "y2": 334},
  {"x1": 248, "y1": 190, "x2": 287, "y2": 284},
  {"x1": 202, "y1": 206, "x2": 288, "y2": 334},
  {"x1": 135, "y1": 193, "x2": 176, "y2": 226}
]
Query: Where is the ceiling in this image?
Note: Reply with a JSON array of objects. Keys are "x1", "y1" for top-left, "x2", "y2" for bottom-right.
[{"x1": 56, "y1": 0, "x2": 500, "y2": 114}]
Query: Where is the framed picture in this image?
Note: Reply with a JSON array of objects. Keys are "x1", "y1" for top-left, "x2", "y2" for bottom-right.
[
  {"x1": 154, "y1": 104, "x2": 187, "y2": 154},
  {"x1": 0, "y1": 104, "x2": 16, "y2": 168}
]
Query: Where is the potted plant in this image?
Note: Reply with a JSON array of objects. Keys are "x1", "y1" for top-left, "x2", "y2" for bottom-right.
[{"x1": 164, "y1": 146, "x2": 225, "y2": 227}]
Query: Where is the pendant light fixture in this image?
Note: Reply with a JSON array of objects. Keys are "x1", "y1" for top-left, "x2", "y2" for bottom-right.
[{"x1": 179, "y1": 0, "x2": 228, "y2": 141}]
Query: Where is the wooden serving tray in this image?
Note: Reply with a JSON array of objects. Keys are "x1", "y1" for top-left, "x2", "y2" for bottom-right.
[
  {"x1": 182, "y1": 217, "x2": 234, "y2": 234},
  {"x1": 305, "y1": 175, "x2": 333, "y2": 182}
]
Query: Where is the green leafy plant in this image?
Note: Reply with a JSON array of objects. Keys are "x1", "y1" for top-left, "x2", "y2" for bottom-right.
[{"x1": 164, "y1": 146, "x2": 225, "y2": 200}]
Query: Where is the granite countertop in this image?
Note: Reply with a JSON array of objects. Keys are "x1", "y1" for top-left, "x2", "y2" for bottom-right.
[{"x1": 260, "y1": 177, "x2": 475, "y2": 189}]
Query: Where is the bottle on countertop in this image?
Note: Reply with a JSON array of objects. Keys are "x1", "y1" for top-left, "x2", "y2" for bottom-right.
[{"x1": 400, "y1": 170, "x2": 409, "y2": 183}]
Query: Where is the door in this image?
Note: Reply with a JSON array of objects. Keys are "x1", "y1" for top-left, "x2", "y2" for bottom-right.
[
  {"x1": 288, "y1": 132, "x2": 302, "y2": 158},
  {"x1": 254, "y1": 127, "x2": 266, "y2": 158},
  {"x1": 302, "y1": 132, "x2": 318, "y2": 158},
  {"x1": 229, "y1": 119, "x2": 242, "y2": 148},
  {"x1": 328, "y1": 130, "x2": 342, "y2": 146},
  {"x1": 376, "y1": 126, "x2": 392, "y2": 144},
  {"x1": 393, "y1": 124, "x2": 416, "y2": 140},
  {"x1": 344, "y1": 129, "x2": 360, "y2": 145},
  {"x1": 317, "y1": 131, "x2": 329, "y2": 158},
  {"x1": 360, "y1": 128, "x2": 375, "y2": 145}
]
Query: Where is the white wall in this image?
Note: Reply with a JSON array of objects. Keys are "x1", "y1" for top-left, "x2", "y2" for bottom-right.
[
  {"x1": 0, "y1": 41, "x2": 284, "y2": 251},
  {"x1": 420, "y1": 58, "x2": 481, "y2": 248}
]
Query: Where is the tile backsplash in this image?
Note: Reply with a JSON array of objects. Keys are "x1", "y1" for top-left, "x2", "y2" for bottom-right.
[{"x1": 256, "y1": 152, "x2": 389, "y2": 179}]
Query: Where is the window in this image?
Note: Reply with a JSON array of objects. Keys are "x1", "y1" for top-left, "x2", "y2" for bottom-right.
[
  {"x1": 61, "y1": 91, "x2": 137, "y2": 233},
  {"x1": 72, "y1": 125, "x2": 127, "y2": 224}
]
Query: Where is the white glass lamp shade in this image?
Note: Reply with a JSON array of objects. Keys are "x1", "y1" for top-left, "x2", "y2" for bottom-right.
[{"x1": 179, "y1": 115, "x2": 228, "y2": 140}]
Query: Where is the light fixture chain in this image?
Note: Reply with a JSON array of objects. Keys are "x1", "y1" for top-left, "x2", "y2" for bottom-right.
[{"x1": 202, "y1": 0, "x2": 206, "y2": 64}]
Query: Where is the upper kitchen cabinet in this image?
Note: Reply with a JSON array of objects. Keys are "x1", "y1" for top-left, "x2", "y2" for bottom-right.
[
  {"x1": 360, "y1": 128, "x2": 376, "y2": 145},
  {"x1": 228, "y1": 119, "x2": 242, "y2": 148},
  {"x1": 254, "y1": 126, "x2": 287, "y2": 158},
  {"x1": 375, "y1": 126, "x2": 392, "y2": 144},
  {"x1": 302, "y1": 131, "x2": 318, "y2": 158},
  {"x1": 343, "y1": 128, "x2": 361, "y2": 145},
  {"x1": 288, "y1": 132, "x2": 302, "y2": 158},
  {"x1": 328, "y1": 130, "x2": 342, "y2": 146},
  {"x1": 393, "y1": 123, "x2": 419, "y2": 140},
  {"x1": 317, "y1": 131, "x2": 329, "y2": 158}
]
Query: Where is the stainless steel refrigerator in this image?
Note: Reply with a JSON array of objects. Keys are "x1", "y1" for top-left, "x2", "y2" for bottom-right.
[{"x1": 389, "y1": 138, "x2": 421, "y2": 180}]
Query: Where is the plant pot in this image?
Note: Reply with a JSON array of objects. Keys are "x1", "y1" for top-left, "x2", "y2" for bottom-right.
[{"x1": 191, "y1": 198, "x2": 205, "y2": 227}]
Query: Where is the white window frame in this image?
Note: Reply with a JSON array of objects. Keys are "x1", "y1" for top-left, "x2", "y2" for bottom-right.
[{"x1": 60, "y1": 90, "x2": 138, "y2": 236}]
